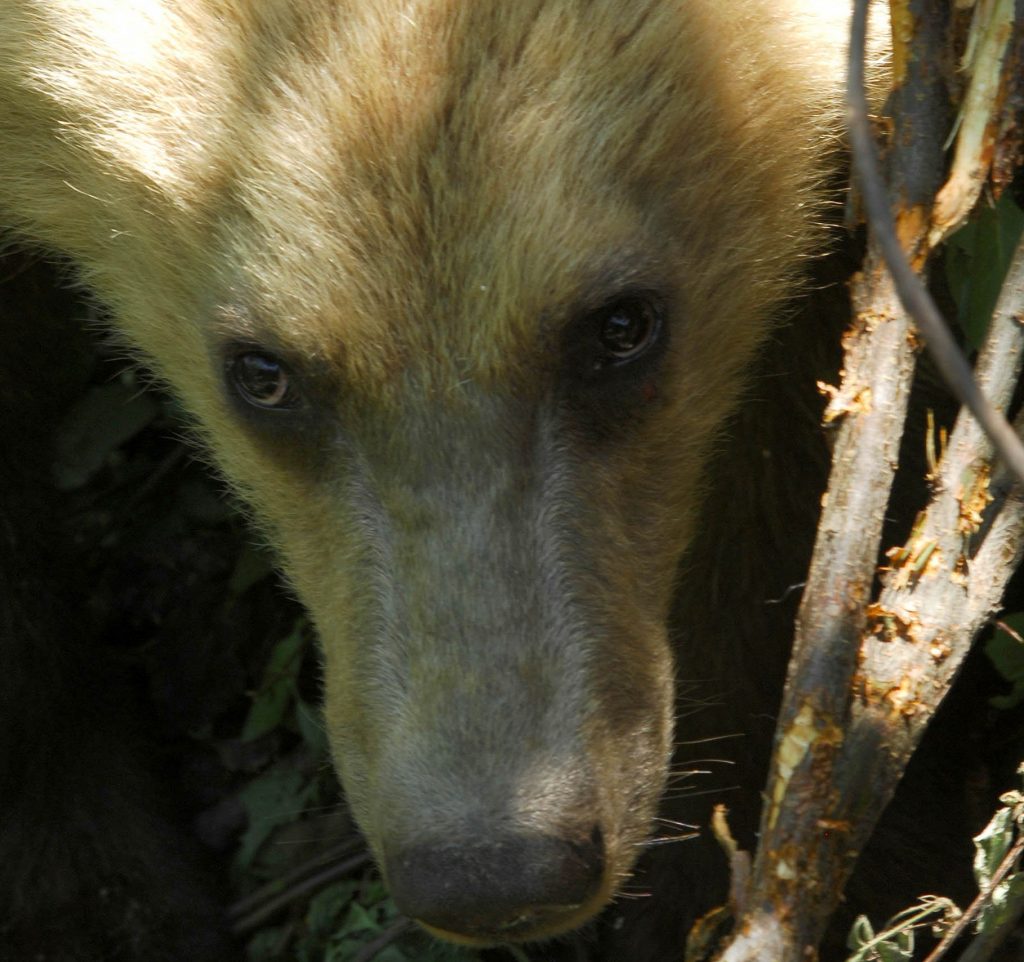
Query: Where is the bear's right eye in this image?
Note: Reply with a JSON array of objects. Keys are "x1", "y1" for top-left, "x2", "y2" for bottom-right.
[{"x1": 227, "y1": 351, "x2": 297, "y2": 409}]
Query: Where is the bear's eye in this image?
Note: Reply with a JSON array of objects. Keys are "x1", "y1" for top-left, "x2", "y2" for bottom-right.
[
  {"x1": 592, "y1": 295, "x2": 662, "y2": 370},
  {"x1": 228, "y1": 351, "x2": 296, "y2": 409}
]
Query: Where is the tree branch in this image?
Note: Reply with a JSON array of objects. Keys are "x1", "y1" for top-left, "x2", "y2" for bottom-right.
[
  {"x1": 854, "y1": 0, "x2": 1024, "y2": 485},
  {"x1": 707, "y1": 2, "x2": 1024, "y2": 959}
]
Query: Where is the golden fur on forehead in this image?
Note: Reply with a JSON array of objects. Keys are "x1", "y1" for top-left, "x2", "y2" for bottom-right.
[
  {"x1": 0, "y1": 0, "x2": 868, "y2": 522},
  {"x1": 1, "y1": 0, "x2": 853, "y2": 406},
  {"x1": 213, "y1": 0, "x2": 851, "y2": 397}
]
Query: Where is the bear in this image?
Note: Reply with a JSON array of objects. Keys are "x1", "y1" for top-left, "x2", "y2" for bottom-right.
[{"x1": 1, "y1": 1, "x2": 1004, "y2": 960}]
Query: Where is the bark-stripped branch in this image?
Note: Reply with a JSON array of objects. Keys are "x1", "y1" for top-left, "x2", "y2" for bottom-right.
[
  {"x1": 705, "y1": 1, "x2": 1024, "y2": 959},
  {"x1": 930, "y1": 0, "x2": 1022, "y2": 246},
  {"x1": 852, "y1": 0, "x2": 1024, "y2": 486}
]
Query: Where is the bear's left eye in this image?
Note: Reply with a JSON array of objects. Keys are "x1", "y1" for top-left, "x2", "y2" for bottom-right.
[
  {"x1": 227, "y1": 351, "x2": 297, "y2": 409},
  {"x1": 591, "y1": 295, "x2": 663, "y2": 371}
]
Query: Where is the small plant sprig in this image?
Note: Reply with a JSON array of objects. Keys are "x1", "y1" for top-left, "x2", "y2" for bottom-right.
[{"x1": 846, "y1": 766, "x2": 1024, "y2": 962}]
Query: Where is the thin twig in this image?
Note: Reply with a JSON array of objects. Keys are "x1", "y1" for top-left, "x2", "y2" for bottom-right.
[
  {"x1": 921, "y1": 835, "x2": 1024, "y2": 962},
  {"x1": 230, "y1": 850, "x2": 372, "y2": 935},
  {"x1": 350, "y1": 918, "x2": 416, "y2": 962},
  {"x1": 228, "y1": 836, "x2": 364, "y2": 920},
  {"x1": 955, "y1": 893, "x2": 1024, "y2": 962}
]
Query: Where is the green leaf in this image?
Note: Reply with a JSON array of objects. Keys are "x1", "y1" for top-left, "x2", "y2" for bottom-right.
[
  {"x1": 242, "y1": 621, "x2": 307, "y2": 741},
  {"x1": 975, "y1": 807, "x2": 1014, "y2": 888},
  {"x1": 945, "y1": 194, "x2": 1024, "y2": 349},
  {"x1": 245, "y1": 925, "x2": 293, "y2": 962},
  {"x1": 234, "y1": 766, "x2": 316, "y2": 872},
  {"x1": 338, "y1": 900, "x2": 382, "y2": 939},
  {"x1": 373, "y1": 948, "x2": 416, "y2": 962},
  {"x1": 305, "y1": 880, "x2": 358, "y2": 939},
  {"x1": 229, "y1": 543, "x2": 276, "y2": 595},
  {"x1": 52, "y1": 379, "x2": 159, "y2": 490},
  {"x1": 973, "y1": 802, "x2": 1024, "y2": 934},
  {"x1": 844, "y1": 899, "x2": 959, "y2": 962},
  {"x1": 295, "y1": 698, "x2": 330, "y2": 757},
  {"x1": 431, "y1": 945, "x2": 482, "y2": 962},
  {"x1": 848, "y1": 914, "x2": 875, "y2": 950},
  {"x1": 984, "y1": 614, "x2": 1024, "y2": 709},
  {"x1": 876, "y1": 935, "x2": 913, "y2": 962}
]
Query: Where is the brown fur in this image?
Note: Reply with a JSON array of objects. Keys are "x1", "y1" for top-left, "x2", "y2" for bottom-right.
[{"x1": 1, "y1": 0, "x2": 882, "y2": 952}]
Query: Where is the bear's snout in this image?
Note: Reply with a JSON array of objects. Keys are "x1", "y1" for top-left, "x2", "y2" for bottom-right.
[{"x1": 385, "y1": 827, "x2": 605, "y2": 943}]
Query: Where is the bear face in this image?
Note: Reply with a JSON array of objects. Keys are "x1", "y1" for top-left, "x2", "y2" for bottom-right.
[{"x1": 1, "y1": 0, "x2": 854, "y2": 947}]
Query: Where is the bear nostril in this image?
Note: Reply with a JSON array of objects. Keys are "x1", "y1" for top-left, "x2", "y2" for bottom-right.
[{"x1": 385, "y1": 828, "x2": 605, "y2": 939}]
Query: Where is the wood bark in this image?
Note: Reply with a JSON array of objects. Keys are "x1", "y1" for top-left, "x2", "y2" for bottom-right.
[{"x1": 706, "y1": 2, "x2": 1024, "y2": 959}]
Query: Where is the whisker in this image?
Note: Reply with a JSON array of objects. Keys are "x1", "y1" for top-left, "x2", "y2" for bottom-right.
[
  {"x1": 667, "y1": 769, "x2": 712, "y2": 782},
  {"x1": 661, "y1": 784, "x2": 741, "y2": 801},
  {"x1": 671, "y1": 757, "x2": 736, "y2": 767},
  {"x1": 268, "y1": 832, "x2": 358, "y2": 846},
  {"x1": 612, "y1": 887, "x2": 654, "y2": 901},
  {"x1": 675, "y1": 699, "x2": 726, "y2": 721},
  {"x1": 653, "y1": 816, "x2": 699, "y2": 830},
  {"x1": 641, "y1": 832, "x2": 700, "y2": 848},
  {"x1": 674, "y1": 732, "x2": 745, "y2": 747}
]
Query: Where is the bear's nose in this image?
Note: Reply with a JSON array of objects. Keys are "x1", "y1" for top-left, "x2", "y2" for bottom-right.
[{"x1": 385, "y1": 828, "x2": 605, "y2": 940}]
